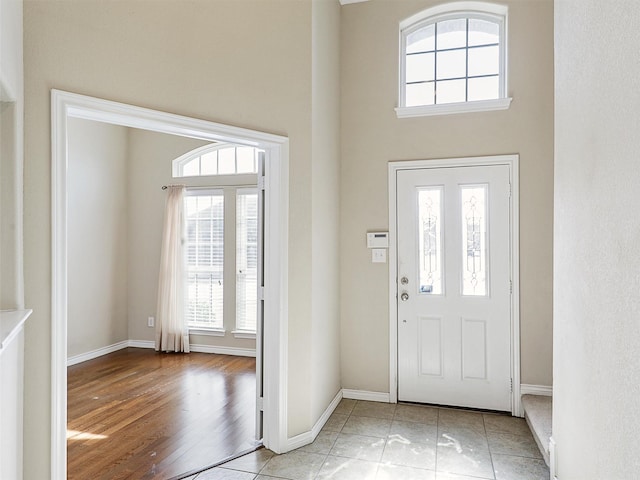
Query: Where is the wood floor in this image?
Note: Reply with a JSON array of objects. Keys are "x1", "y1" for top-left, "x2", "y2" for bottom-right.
[{"x1": 67, "y1": 348, "x2": 256, "y2": 480}]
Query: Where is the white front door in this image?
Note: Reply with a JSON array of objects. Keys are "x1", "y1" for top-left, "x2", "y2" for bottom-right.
[{"x1": 396, "y1": 164, "x2": 512, "y2": 411}]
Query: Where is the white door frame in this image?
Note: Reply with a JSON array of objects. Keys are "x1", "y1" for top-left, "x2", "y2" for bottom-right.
[
  {"x1": 388, "y1": 154, "x2": 521, "y2": 416},
  {"x1": 51, "y1": 90, "x2": 290, "y2": 480}
]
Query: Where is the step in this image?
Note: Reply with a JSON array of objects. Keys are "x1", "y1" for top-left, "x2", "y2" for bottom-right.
[{"x1": 521, "y1": 394, "x2": 552, "y2": 466}]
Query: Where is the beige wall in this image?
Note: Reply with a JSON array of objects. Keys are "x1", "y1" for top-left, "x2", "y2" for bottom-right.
[
  {"x1": 24, "y1": 0, "x2": 319, "y2": 475},
  {"x1": 67, "y1": 118, "x2": 129, "y2": 357},
  {"x1": 126, "y1": 128, "x2": 206, "y2": 343},
  {"x1": 310, "y1": 0, "x2": 342, "y2": 422},
  {"x1": 0, "y1": 0, "x2": 22, "y2": 98},
  {"x1": 554, "y1": 0, "x2": 640, "y2": 476},
  {"x1": 339, "y1": 0, "x2": 554, "y2": 393},
  {"x1": 0, "y1": 100, "x2": 20, "y2": 309},
  {"x1": 0, "y1": 0, "x2": 24, "y2": 310}
]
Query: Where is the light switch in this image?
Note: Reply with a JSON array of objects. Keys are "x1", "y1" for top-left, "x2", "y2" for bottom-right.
[{"x1": 372, "y1": 248, "x2": 387, "y2": 263}]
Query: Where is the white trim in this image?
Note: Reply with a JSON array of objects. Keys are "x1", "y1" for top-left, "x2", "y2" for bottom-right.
[
  {"x1": 232, "y1": 330, "x2": 257, "y2": 339},
  {"x1": 388, "y1": 160, "x2": 399, "y2": 404},
  {"x1": 509, "y1": 156, "x2": 521, "y2": 416},
  {"x1": 339, "y1": 0, "x2": 369, "y2": 5},
  {"x1": 520, "y1": 384, "x2": 553, "y2": 397},
  {"x1": 262, "y1": 141, "x2": 289, "y2": 454},
  {"x1": 313, "y1": 390, "x2": 343, "y2": 436},
  {"x1": 398, "y1": 2, "x2": 509, "y2": 116},
  {"x1": 189, "y1": 328, "x2": 226, "y2": 337},
  {"x1": 0, "y1": 76, "x2": 16, "y2": 102},
  {"x1": 190, "y1": 343, "x2": 256, "y2": 357},
  {"x1": 286, "y1": 390, "x2": 343, "y2": 451},
  {"x1": 51, "y1": 89, "x2": 290, "y2": 479},
  {"x1": 65, "y1": 337, "x2": 258, "y2": 366},
  {"x1": 549, "y1": 436, "x2": 557, "y2": 479},
  {"x1": 395, "y1": 98, "x2": 512, "y2": 118},
  {"x1": 184, "y1": 187, "x2": 224, "y2": 197},
  {"x1": 66, "y1": 340, "x2": 129, "y2": 366},
  {"x1": 51, "y1": 90, "x2": 68, "y2": 480},
  {"x1": 173, "y1": 143, "x2": 261, "y2": 178},
  {"x1": 128, "y1": 340, "x2": 155, "y2": 349},
  {"x1": 342, "y1": 389, "x2": 391, "y2": 403},
  {"x1": 61, "y1": 92, "x2": 284, "y2": 146},
  {"x1": 286, "y1": 430, "x2": 314, "y2": 451},
  {"x1": 400, "y1": 2, "x2": 508, "y2": 28},
  {"x1": 388, "y1": 154, "x2": 520, "y2": 414},
  {"x1": 0, "y1": 309, "x2": 32, "y2": 353}
]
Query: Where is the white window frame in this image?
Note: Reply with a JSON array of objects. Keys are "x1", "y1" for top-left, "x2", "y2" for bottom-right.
[
  {"x1": 396, "y1": 1, "x2": 511, "y2": 118},
  {"x1": 183, "y1": 185, "x2": 260, "y2": 339},
  {"x1": 173, "y1": 143, "x2": 261, "y2": 178},
  {"x1": 184, "y1": 188, "x2": 226, "y2": 333},
  {"x1": 234, "y1": 187, "x2": 259, "y2": 338}
]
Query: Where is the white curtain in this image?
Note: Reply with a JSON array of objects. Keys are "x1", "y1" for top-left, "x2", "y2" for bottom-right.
[{"x1": 155, "y1": 185, "x2": 190, "y2": 353}]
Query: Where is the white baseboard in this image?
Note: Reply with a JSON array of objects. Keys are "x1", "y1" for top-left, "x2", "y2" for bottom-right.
[
  {"x1": 342, "y1": 389, "x2": 391, "y2": 403},
  {"x1": 549, "y1": 436, "x2": 557, "y2": 478},
  {"x1": 286, "y1": 430, "x2": 314, "y2": 451},
  {"x1": 312, "y1": 390, "x2": 343, "y2": 437},
  {"x1": 129, "y1": 340, "x2": 256, "y2": 357},
  {"x1": 286, "y1": 389, "x2": 343, "y2": 451},
  {"x1": 190, "y1": 343, "x2": 256, "y2": 357},
  {"x1": 68, "y1": 339, "x2": 256, "y2": 365},
  {"x1": 521, "y1": 384, "x2": 553, "y2": 396},
  {"x1": 128, "y1": 339, "x2": 155, "y2": 349},
  {"x1": 284, "y1": 388, "x2": 391, "y2": 451},
  {"x1": 67, "y1": 340, "x2": 129, "y2": 366}
]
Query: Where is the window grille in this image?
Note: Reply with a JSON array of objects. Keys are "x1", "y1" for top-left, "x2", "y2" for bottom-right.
[{"x1": 399, "y1": 3, "x2": 508, "y2": 112}]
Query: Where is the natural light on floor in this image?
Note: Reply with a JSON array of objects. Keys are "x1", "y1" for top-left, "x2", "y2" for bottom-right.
[{"x1": 66, "y1": 429, "x2": 108, "y2": 441}]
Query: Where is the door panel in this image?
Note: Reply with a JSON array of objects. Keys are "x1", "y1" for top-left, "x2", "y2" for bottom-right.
[
  {"x1": 255, "y1": 152, "x2": 265, "y2": 440},
  {"x1": 397, "y1": 165, "x2": 511, "y2": 411},
  {"x1": 418, "y1": 316, "x2": 443, "y2": 377}
]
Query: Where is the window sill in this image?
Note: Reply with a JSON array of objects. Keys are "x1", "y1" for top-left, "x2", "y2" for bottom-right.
[
  {"x1": 232, "y1": 330, "x2": 257, "y2": 339},
  {"x1": 189, "y1": 328, "x2": 226, "y2": 337},
  {"x1": 395, "y1": 97, "x2": 512, "y2": 119}
]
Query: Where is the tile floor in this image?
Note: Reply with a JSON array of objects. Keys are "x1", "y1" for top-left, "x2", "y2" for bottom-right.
[{"x1": 185, "y1": 399, "x2": 549, "y2": 480}]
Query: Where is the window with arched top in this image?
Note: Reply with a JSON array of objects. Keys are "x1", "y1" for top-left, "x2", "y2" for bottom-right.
[
  {"x1": 397, "y1": 2, "x2": 511, "y2": 118},
  {"x1": 170, "y1": 143, "x2": 262, "y2": 335},
  {"x1": 172, "y1": 143, "x2": 262, "y2": 178}
]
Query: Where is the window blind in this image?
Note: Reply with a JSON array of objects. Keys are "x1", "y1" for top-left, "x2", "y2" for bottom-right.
[
  {"x1": 184, "y1": 193, "x2": 224, "y2": 329},
  {"x1": 236, "y1": 191, "x2": 258, "y2": 332}
]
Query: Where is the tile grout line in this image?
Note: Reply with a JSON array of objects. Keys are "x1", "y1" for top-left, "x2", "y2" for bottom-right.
[
  {"x1": 434, "y1": 407, "x2": 440, "y2": 476},
  {"x1": 483, "y1": 414, "x2": 498, "y2": 480},
  {"x1": 312, "y1": 400, "x2": 350, "y2": 480}
]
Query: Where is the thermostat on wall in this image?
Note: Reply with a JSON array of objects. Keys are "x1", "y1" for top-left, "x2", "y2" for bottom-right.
[{"x1": 367, "y1": 231, "x2": 389, "y2": 248}]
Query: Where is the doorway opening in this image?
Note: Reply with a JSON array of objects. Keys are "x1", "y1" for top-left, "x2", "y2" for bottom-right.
[
  {"x1": 51, "y1": 90, "x2": 290, "y2": 479},
  {"x1": 388, "y1": 155, "x2": 521, "y2": 415}
]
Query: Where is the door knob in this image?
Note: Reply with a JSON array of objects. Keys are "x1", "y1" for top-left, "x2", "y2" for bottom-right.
[{"x1": 401, "y1": 292, "x2": 409, "y2": 301}]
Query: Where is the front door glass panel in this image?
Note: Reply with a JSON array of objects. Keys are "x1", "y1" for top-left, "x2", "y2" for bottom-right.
[
  {"x1": 461, "y1": 184, "x2": 488, "y2": 296},
  {"x1": 418, "y1": 187, "x2": 443, "y2": 295}
]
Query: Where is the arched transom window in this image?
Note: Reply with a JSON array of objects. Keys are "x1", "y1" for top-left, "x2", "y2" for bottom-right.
[
  {"x1": 397, "y1": 2, "x2": 510, "y2": 117},
  {"x1": 173, "y1": 143, "x2": 262, "y2": 177}
]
